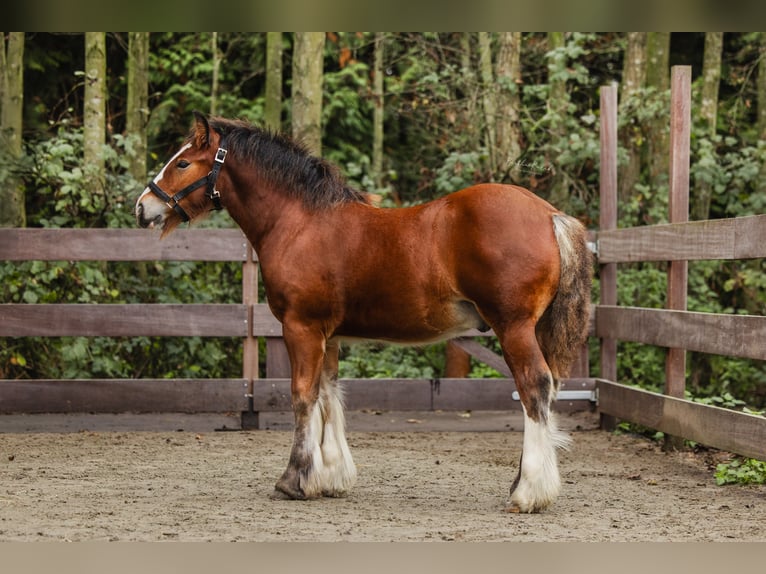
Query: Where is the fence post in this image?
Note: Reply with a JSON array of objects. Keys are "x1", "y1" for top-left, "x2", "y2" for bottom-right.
[
  {"x1": 664, "y1": 65, "x2": 691, "y2": 450},
  {"x1": 599, "y1": 83, "x2": 618, "y2": 430},
  {"x1": 242, "y1": 241, "x2": 260, "y2": 428}
]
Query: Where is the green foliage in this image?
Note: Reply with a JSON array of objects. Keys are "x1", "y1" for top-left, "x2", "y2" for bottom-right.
[
  {"x1": 6, "y1": 33, "x2": 766, "y2": 408},
  {"x1": 1, "y1": 115, "x2": 243, "y2": 381},
  {"x1": 434, "y1": 151, "x2": 488, "y2": 194},
  {"x1": 715, "y1": 458, "x2": 766, "y2": 486},
  {"x1": 339, "y1": 342, "x2": 445, "y2": 380}
]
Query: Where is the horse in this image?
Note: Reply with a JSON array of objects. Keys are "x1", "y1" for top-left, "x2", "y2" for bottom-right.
[{"x1": 135, "y1": 112, "x2": 592, "y2": 513}]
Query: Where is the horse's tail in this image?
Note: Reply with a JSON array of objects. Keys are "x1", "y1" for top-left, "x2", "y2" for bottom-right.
[{"x1": 537, "y1": 213, "x2": 593, "y2": 381}]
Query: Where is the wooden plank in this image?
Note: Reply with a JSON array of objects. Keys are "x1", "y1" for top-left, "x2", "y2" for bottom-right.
[
  {"x1": 0, "y1": 379, "x2": 249, "y2": 413},
  {"x1": 598, "y1": 380, "x2": 766, "y2": 461},
  {"x1": 0, "y1": 304, "x2": 249, "y2": 336},
  {"x1": 665, "y1": 65, "x2": 691, "y2": 411},
  {"x1": 251, "y1": 378, "x2": 596, "y2": 413},
  {"x1": 252, "y1": 305, "x2": 283, "y2": 336},
  {"x1": 597, "y1": 215, "x2": 766, "y2": 263},
  {"x1": 0, "y1": 228, "x2": 251, "y2": 261},
  {"x1": 242, "y1": 243, "x2": 259, "y2": 386},
  {"x1": 251, "y1": 378, "x2": 434, "y2": 412},
  {"x1": 450, "y1": 338, "x2": 510, "y2": 377},
  {"x1": 433, "y1": 378, "x2": 595, "y2": 413},
  {"x1": 0, "y1": 303, "x2": 282, "y2": 337},
  {"x1": 433, "y1": 378, "x2": 517, "y2": 411},
  {"x1": 265, "y1": 338, "x2": 291, "y2": 378},
  {"x1": 596, "y1": 305, "x2": 766, "y2": 361},
  {"x1": 599, "y1": 83, "x2": 618, "y2": 384}
]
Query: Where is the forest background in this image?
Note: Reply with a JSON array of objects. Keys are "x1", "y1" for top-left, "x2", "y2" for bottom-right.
[{"x1": 1, "y1": 32, "x2": 765, "y2": 409}]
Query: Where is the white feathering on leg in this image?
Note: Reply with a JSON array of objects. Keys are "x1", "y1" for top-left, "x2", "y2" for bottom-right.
[
  {"x1": 510, "y1": 408, "x2": 570, "y2": 513},
  {"x1": 318, "y1": 375, "x2": 357, "y2": 496}
]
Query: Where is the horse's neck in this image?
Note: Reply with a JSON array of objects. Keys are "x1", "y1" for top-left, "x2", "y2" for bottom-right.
[{"x1": 225, "y1": 171, "x2": 304, "y2": 255}]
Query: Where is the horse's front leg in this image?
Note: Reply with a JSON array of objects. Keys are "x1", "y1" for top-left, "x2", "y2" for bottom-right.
[
  {"x1": 273, "y1": 325, "x2": 356, "y2": 500},
  {"x1": 316, "y1": 339, "x2": 357, "y2": 497}
]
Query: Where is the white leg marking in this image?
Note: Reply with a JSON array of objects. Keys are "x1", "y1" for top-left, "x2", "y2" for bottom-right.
[
  {"x1": 510, "y1": 409, "x2": 571, "y2": 513},
  {"x1": 318, "y1": 376, "x2": 357, "y2": 496},
  {"x1": 297, "y1": 375, "x2": 357, "y2": 498},
  {"x1": 298, "y1": 398, "x2": 326, "y2": 498}
]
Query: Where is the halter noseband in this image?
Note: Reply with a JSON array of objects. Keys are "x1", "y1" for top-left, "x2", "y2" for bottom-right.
[{"x1": 147, "y1": 139, "x2": 228, "y2": 222}]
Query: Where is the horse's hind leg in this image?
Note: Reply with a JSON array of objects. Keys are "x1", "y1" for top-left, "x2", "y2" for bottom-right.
[
  {"x1": 499, "y1": 322, "x2": 571, "y2": 513},
  {"x1": 273, "y1": 325, "x2": 355, "y2": 500}
]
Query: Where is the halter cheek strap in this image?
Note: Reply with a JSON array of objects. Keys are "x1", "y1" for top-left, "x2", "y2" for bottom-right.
[{"x1": 147, "y1": 138, "x2": 228, "y2": 223}]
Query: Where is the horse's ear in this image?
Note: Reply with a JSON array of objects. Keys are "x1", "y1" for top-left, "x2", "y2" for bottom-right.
[{"x1": 192, "y1": 110, "x2": 211, "y2": 148}]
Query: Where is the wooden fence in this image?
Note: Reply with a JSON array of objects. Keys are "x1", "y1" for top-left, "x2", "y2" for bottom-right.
[
  {"x1": 594, "y1": 67, "x2": 766, "y2": 461},
  {"x1": 1, "y1": 65, "x2": 764, "y2": 464},
  {"x1": 0, "y1": 227, "x2": 596, "y2": 426}
]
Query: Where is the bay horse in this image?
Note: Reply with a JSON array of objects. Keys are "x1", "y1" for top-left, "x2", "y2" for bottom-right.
[{"x1": 135, "y1": 112, "x2": 592, "y2": 513}]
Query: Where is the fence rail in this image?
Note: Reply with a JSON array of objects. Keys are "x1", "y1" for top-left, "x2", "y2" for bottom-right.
[
  {"x1": 0, "y1": 226, "x2": 596, "y2": 420},
  {"x1": 0, "y1": 228, "x2": 250, "y2": 261},
  {"x1": 594, "y1": 71, "x2": 765, "y2": 462}
]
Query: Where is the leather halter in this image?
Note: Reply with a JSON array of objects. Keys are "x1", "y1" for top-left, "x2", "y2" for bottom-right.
[{"x1": 147, "y1": 140, "x2": 228, "y2": 222}]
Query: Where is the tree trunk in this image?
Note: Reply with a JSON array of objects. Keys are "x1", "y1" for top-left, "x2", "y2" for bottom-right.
[
  {"x1": 758, "y1": 33, "x2": 766, "y2": 196},
  {"x1": 546, "y1": 32, "x2": 570, "y2": 209},
  {"x1": 372, "y1": 32, "x2": 385, "y2": 189},
  {"x1": 477, "y1": 32, "x2": 497, "y2": 178},
  {"x1": 692, "y1": 32, "x2": 723, "y2": 221},
  {"x1": 458, "y1": 33, "x2": 481, "y2": 151},
  {"x1": 618, "y1": 32, "x2": 647, "y2": 208},
  {"x1": 83, "y1": 32, "x2": 106, "y2": 200},
  {"x1": 265, "y1": 32, "x2": 283, "y2": 132},
  {"x1": 291, "y1": 32, "x2": 325, "y2": 156},
  {"x1": 0, "y1": 32, "x2": 25, "y2": 227},
  {"x1": 646, "y1": 32, "x2": 671, "y2": 190},
  {"x1": 126, "y1": 32, "x2": 149, "y2": 184},
  {"x1": 210, "y1": 32, "x2": 221, "y2": 116},
  {"x1": 495, "y1": 32, "x2": 522, "y2": 183}
]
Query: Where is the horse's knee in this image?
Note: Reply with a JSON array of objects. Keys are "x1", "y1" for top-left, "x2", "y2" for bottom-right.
[{"x1": 515, "y1": 370, "x2": 555, "y2": 424}]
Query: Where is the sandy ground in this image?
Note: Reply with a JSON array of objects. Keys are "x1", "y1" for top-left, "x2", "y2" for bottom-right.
[{"x1": 0, "y1": 411, "x2": 764, "y2": 542}]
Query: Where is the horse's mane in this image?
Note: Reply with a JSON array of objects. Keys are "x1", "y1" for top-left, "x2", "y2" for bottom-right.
[{"x1": 202, "y1": 117, "x2": 370, "y2": 210}]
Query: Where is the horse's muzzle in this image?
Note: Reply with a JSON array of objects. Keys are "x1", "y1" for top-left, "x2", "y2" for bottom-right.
[{"x1": 135, "y1": 201, "x2": 163, "y2": 229}]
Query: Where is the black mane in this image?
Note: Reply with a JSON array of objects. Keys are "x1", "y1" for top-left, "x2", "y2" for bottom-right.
[{"x1": 204, "y1": 117, "x2": 369, "y2": 210}]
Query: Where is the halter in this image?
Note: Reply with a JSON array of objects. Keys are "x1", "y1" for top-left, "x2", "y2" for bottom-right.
[{"x1": 147, "y1": 139, "x2": 228, "y2": 222}]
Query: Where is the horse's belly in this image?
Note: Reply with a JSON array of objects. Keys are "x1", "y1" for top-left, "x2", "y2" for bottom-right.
[{"x1": 334, "y1": 299, "x2": 487, "y2": 344}]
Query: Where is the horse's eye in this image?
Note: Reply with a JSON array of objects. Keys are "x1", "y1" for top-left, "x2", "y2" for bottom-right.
[{"x1": 178, "y1": 160, "x2": 190, "y2": 169}]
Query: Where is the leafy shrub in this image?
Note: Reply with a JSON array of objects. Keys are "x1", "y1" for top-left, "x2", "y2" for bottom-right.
[{"x1": 715, "y1": 458, "x2": 766, "y2": 486}]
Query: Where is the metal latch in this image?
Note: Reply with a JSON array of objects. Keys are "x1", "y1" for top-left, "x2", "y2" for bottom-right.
[{"x1": 512, "y1": 390, "x2": 597, "y2": 402}]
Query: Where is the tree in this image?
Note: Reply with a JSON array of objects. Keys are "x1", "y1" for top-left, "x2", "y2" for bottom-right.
[
  {"x1": 372, "y1": 32, "x2": 385, "y2": 189},
  {"x1": 759, "y1": 33, "x2": 766, "y2": 196},
  {"x1": 495, "y1": 32, "x2": 522, "y2": 182},
  {"x1": 692, "y1": 32, "x2": 724, "y2": 221},
  {"x1": 646, "y1": 32, "x2": 671, "y2": 190},
  {"x1": 292, "y1": 32, "x2": 325, "y2": 156},
  {"x1": 83, "y1": 32, "x2": 106, "y2": 201},
  {"x1": 126, "y1": 32, "x2": 149, "y2": 183},
  {"x1": 477, "y1": 32, "x2": 497, "y2": 178},
  {"x1": 0, "y1": 32, "x2": 25, "y2": 227},
  {"x1": 619, "y1": 32, "x2": 647, "y2": 208},
  {"x1": 265, "y1": 32, "x2": 283, "y2": 132},
  {"x1": 545, "y1": 32, "x2": 570, "y2": 209},
  {"x1": 210, "y1": 32, "x2": 221, "y2": 115}
]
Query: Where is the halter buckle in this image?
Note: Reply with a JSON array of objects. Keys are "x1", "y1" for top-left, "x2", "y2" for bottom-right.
[{"x1": 215, "y1": 148, "x2": 228, "y2": 163}]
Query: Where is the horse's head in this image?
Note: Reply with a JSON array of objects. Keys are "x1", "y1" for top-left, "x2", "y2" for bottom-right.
[{"x1": 135, "y1": 111, "x2": 227, "y2": 235}]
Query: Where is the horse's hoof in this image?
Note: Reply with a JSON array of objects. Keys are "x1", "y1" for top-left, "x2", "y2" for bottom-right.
[
  {"x1": 272, "y1": 480, "x2": 307, "y2": 500},
  {"x1": 270, "y1": 488, "x2": 294, "y2": 501},
  {"x1": 322, "y1": 489, "x2": 349, "y2": 498},
  {"x1": 505, "y1": 499, "x2": 546, "y2": 514}
]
